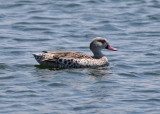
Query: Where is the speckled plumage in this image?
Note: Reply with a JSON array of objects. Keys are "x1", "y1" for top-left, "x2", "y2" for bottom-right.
[
  {"x1": 33, "y1": 51, "x2": 108, "y2": 68},
  {"x1": 32, "y1": 37, "x2": 117, "y2": 68}
]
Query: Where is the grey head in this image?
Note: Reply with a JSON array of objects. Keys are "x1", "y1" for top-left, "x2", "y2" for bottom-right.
[{"x1": 90, "y1": 37, "x2": 117, "y2": 58}]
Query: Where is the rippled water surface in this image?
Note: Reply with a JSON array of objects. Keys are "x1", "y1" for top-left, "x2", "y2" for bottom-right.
[{"x1": 0, "y1": 0, "x2": 160, "y2": 113}]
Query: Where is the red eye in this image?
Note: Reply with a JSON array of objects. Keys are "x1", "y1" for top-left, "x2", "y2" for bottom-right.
[{"x1": 101, "y1": 40, "x2": 105, "y2": 43}]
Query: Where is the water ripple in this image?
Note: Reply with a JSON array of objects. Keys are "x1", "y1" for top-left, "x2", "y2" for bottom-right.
[{"x1": 0, "y1": 0, "x2": 160, "y2": 113}]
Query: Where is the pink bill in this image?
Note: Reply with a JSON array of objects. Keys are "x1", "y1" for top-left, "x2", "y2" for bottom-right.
[{"x1": 107, "y1": 45, "x2": 117, "y2": 51}]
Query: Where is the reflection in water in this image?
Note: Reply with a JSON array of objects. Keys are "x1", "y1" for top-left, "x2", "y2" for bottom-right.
[
  {"x1": 88, "y1": 66, "x2": 113, "y2": 77},
  {"x1": 89, "y1": 69, "x2": 107, "y2": 77}
]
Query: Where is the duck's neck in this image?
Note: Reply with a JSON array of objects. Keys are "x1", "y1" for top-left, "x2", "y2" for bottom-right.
[{"x1": 92, "y1": 49, "x2": 104, "y2": 59}]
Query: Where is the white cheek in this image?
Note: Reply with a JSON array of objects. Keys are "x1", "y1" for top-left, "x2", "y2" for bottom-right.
[{"x1": 97, "y1": 42, "x2": 103, "y2": 47}]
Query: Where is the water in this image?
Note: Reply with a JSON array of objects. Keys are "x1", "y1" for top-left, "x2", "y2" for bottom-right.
[{"x1": 0, "y1": 0, "x2": 160, "y2": 113}]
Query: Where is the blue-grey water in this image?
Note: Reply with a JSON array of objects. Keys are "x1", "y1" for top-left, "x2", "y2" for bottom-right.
[{"x1": 0, "y1": 0, "x2": 160, "y2": 113}]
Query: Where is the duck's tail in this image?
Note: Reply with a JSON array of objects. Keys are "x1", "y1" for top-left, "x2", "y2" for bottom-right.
[{"x1": 32, "y1": 53, "x2": 44, "y2": 63}]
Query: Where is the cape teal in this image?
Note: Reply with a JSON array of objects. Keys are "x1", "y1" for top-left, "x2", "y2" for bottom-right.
[{"x1": 32, "y1": 37, "x2": 117, "y2": 68}]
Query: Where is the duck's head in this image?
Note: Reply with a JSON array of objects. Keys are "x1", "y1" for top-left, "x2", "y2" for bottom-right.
[{"x1": 90, "y1": 37, "x2": 117, "y2": 58}]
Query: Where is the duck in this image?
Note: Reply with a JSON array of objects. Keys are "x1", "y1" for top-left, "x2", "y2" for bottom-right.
[{"x1": 32, "y1": 37, "x2": 117, "y2": 68}]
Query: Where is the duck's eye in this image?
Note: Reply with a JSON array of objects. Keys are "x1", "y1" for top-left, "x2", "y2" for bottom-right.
[{"x1": 101, "y1": 40, "x2": 105, "y2": 43}]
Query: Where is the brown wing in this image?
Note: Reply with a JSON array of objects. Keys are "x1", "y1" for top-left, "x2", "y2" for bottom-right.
[{"x1": 41, "y1": 51, "x2": 92, "y2": 62}]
